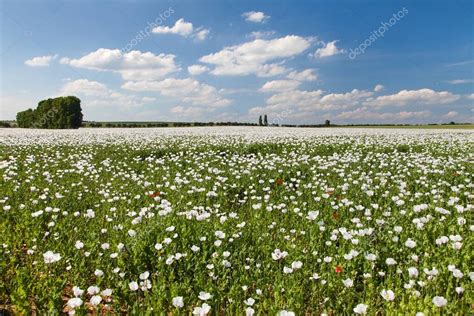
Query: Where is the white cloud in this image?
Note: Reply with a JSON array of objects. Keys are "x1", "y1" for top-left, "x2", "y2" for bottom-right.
[
  {"x1": 313, "y1": 40, "x2": 344, "y2": 58},
  {"x1": 200, "y1": 35, "x2": 311, "y2": 77},
  {"x1": 287, "y1": 69, "x2": 317, "y2": 81},
  {"x1": 248, "y1": 30, "x2": 276, "y2": 39},
  {"x1": 256, "y1": 63, "x2": 288, "y2": 77},
  {"x1": 61, "y1": 48, "x2": 179, "y2": 81},
  {"x1": 320, "y1": 89, "x2": 373, "y2": 107},
  {"x1": 250, "y1": 88, "x2": 372, "y2": 113},
  {"x1": 259, "y1": 80, "x2": 301, "y2": 92},
  {"x1": 60, "y1": 79, "x2": 109, "y2": 97},
  {"x1": 195, "y1": 28, "x2": 210, "y2": 41},
  {"x1": 374, "y1": 84, "x2": 384, "y2": 92},
  {"x1": 253, "y1": 89, "x2": 325, "y2": 113},
  {"x1": 336, "y1": 109, "x2": 431, "y2": 122},
  {"x1": 24, "y1": 54, "x2": 58, "y2": 67},
  {"x1": 447, "y1": 60, "x2": 474, "y2": 67},
  {"x1": 256, "y1": 87, "x2": 373, "y2": 115},
  {"x1": 443, "y1": 111, "x2": 458, "y2": 118},
  {"x1": 141, "y1": 97, "x2": 156, "y2": 103},
  {"x1": 152, "y1": 18, "x2": 210, "y2": 40},
  {"x1": 121, "y1": 78, "x2": 231, "y2": 108},
  {"x1": 59, "y1": 79, "x2": 145, "y2": 109},
  {"x1": 249, "y1": 85, "x2": 467, "y2": 124},
  {"x1": 365, "y1": 88, "x2": 460, "y2": 107},
  {"x1": 170, "y1": 106, "x2": 206, "y2": 117},
  {"x1": 445, "y1": 79, "x2": 474, "y2": 85},
  {"x1": 248, "y1": 88, "x2": 378, "y2": 121},
  {"x1": 467, "y1": 93, "x2": 474, "y2": 100},
  {"x1": 152, "y1": 18, "x2": 194, "y2": 36},
  {"x1": 242, "y1": 11, "x2": 269, "y2": 23},
  {"x1": 188, "y1": 64, "x2": 209, "y2": 75},
  {"x1": 254, "y1": 88, "x2": 372, "y2": 113}
]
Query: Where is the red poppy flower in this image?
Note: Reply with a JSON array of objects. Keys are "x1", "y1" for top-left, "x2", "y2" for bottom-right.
[
  {"x1": 148, "y1": 191, "x2": 161, "y2": 198},
  {"x1": 276, "y1": 178, "x2": 284, "y2": 186},
  {"x1": 335, "y1": 265, "x2": 343, "y2": 274}
]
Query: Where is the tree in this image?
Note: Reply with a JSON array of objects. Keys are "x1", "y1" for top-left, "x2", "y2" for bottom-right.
[
  {"x1": 263, "y1": 114, "x2": 268, "y2": 126},
  {"x1": 16, "y1": 96, "x2": 83, "y2": 129},
  {"x1": 325, "y1": 119, "x2": 330, "y2": 127},
  {"x1": 16, "y1": 109, "x2": 35, "y2": 128},
  {"x1": 258, "y1": 115, "x2": 263, "y2": 126}
]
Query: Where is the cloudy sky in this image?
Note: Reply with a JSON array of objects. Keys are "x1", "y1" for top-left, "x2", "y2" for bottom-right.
[{"x1": 1, "y1": 0, "x2": 473, "y2": 124}]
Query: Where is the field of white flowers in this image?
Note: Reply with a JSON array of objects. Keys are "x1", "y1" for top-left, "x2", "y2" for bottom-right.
[{"x1": 0, "y1": 127, "x2": 473, "y2": 315}]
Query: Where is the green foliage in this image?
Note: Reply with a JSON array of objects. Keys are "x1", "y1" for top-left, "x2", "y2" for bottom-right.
[
  {"x1": 15, "y1": 96, "x2": 83, "y2": 129},
  {"x1": 16, "y1": 109, "x2": 36, "y2": 128}
]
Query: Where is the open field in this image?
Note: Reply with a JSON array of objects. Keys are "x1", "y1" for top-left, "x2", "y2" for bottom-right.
[{"x1": 0, "y1": 127, "x2": 473, "y2": 315}]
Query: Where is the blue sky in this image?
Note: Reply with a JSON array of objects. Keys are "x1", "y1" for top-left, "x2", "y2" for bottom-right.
[{"x1": 1, "y1": 0, "x2": 473, "y2": 124}]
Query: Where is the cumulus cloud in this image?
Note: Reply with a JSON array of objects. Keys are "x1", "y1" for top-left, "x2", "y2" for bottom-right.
[
  {"x1": 152, "y1": 18, "x2": 210, "y2": 40},
  {"x1": 24, "y1": 54, "x2": 58, "y2": 67},
  {"x1": 200, "y1": 35, "x2": 311, "y2": 77},
  {"x1": 59, "y1": 79, "x2": 145, "y2": 109},
  {"x1": 259, "y1": 80, "x2": 301, "y2": 92},
  {"x1": 248, "y1": 30, "x2": 276, "y2": 39},
  {"x1": 365, "y1": 88, "x2": 460, "y2": 107},
  {"x1": 253, "y1": 88, "x2": 373, "y2": 114},
  {"x1": 60, "y1": 79, "x2": 109, "y2": 97},
  {"x1": 320, "y1": 89, "x2": 373, "y2": 107},
  {"x1": 121, "y1": 78, "x2": 231, "y2": 108},
  {"x1": 251, "y1": 89, "x2": 325, "y2": 113},
  {"x1": 467, "y1": 93, "x2": 474, "y2": 100},
  {"x1": 374, "y1": 84, "x2": 384, "y2": 92},
  {"x1": 249, "y1": 84, "x2": 467, "y2": 124},
  {"x1": 445, "y1": 79, "x2": 474, "y2": 85},
  {"x1": 188, "y1": 64, "x2": 209, "y2": 75},
  {"x1": 152, "y1": 18, "x2": 194, "y2": 36},
  {"x1": 60, "y1": 48, "x2": 179, "y2": 81},
  {"x1": 313, "y1": 40, "x2": 344, "y2": 58},
  {"x1": 170, "y1": 106, "x2": 206, "y2": 117},
  {"x1": 336, "y1": 109, "x2": 432, "y2": 122},
  {"x1": 287, "y1": 69, "x2": 317, "y2": 82},
  {"x1": 247, "y1": 88, "x2": 389, "y2": 123},
  {"x1": 443, "y1": 111, "x2": 458, "y2": 118},
  {"x1": 194, "y1": 28, "x2": 210, "y2": 41},
  {"x1": 242, "y1": 11, "x2": 269, "y2": 23},
  {"x1": 141, "y1": 97, "x2": 156, "y2": 103}
]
